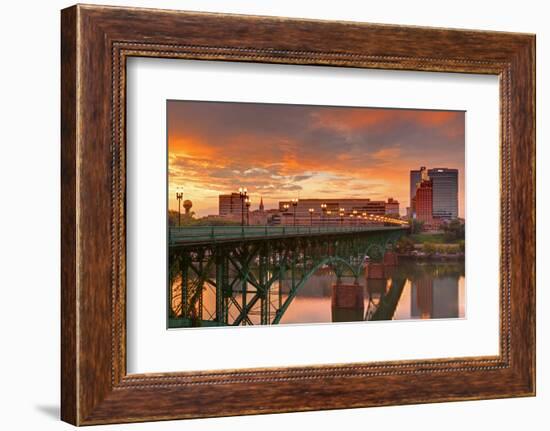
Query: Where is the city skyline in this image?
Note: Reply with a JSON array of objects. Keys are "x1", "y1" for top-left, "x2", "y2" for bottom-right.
[
  {"x1": 168, "y1": 100, "x2": 465, "y2": 218},
  {"x1": 218, "y1": 193, "x2": 399, "y2": 214}
]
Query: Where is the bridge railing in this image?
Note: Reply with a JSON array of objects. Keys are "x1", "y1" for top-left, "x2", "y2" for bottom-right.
[{"x1": 169, "y1": 225, "x2": 407, "y2": 245}]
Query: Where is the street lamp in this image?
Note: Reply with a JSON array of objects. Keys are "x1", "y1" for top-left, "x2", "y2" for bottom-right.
[
  {"x1": 320, "y1": 203, "x2": 327, "y2": 227},
  {"x1": 282, "y1": 203, "x2": 290, "y2": 226},
  {"x1": 245, "y1": 197, "x2": 251, "y2": 226},
  {"x1": 326, "y1": 210, "x2": 332, "y2": 227},
  {"x1": 352, "y1": 210, "x2": 358, "y2": 227},
  {"x1": 238, "y1": 187, "x2": 248, "y2": 227},
  {"x1": 362, "y1": 212, "x2": 367, "y2": 227},
  {"x1": 175, "y1": 191, "x2": 184, "y2": 226},
  {"x1": 308, "y1": 208, "x2": 315, "y2": 226},
  {"x1": 291, "y1": 198, "x2": 298, "y2": 226},
  {"x1": 339, "y1": 211, "x2": 344, "y2": 227}
]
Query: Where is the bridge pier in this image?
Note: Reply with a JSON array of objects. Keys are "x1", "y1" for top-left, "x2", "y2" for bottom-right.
[
  {"x1": 365, "y1": 262, "x2": 385, "y2": 280},
  {"x1": 331, "y1": 283, "x2": 364, "y2": 322},
  {"x1": 383, "y1": 251, "x2": 399, "y2": 266}
]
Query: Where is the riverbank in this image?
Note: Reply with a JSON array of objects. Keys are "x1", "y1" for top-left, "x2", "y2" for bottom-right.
[
  {"x1": 396, "y1": 231, "x2": 465, "y2": 260},
  {"x1": 398, "y1": 252, "x2": 465, "y2": 261},
  {"x1": 409, "y1": 232, "x2": 463, "y2": 245}
]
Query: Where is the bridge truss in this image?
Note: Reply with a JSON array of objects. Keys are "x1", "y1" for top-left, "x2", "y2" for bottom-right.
[{"x1": 168, "y1": 228, "x2": 407, "y2": 328}]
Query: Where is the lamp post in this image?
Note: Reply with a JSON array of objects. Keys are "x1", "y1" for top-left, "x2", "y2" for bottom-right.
[
  {"x1": 176, "y1": 191, "x2": 184, "y2": 226},
  {"x1": 282, "y1": 203, "x2": 289, "y2": 225},
  {"x1": 352, "y1": 210, "x2": 358, "y2": 227},
  {"x1": 245, "y1": 197, "x2": 251, "y2": 226},
  {"x1": 339, "y1": 210, "x2": 344, "y2": 227},
  {"x1": 238, "y1": 187, "x2": 248, "y2": 227},
  {"x1": 320, "y1": 203, "x2": 327, "y2": 227},
  {"x1": 326, "y1": 210, "x2": 332, "y2": 227},
  {"x1": 291, "y1": 198, "x2": 298, "y2": 226},
  {"x1": 308, "y1": 208, "x2": 314, "y2": 226},
  {"x1": 362, "y1": 212, "x2": 367, "y2": 227}
]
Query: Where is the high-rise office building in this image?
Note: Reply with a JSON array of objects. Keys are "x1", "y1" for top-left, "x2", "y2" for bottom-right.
[
  {"x1": 409, "y1": 168, "x2": 422, "y2": 207},
  {"x1": 428, "y1": 168, "x2": 459, "y2": 220},
  {"x1": 410, "y1": 166, "x2": 459, "y2": 220},
  {"x1": 415, "y1": 179, "x2": 433, "y2": 223}
]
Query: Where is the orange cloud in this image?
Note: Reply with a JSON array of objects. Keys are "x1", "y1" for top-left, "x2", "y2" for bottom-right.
[{"x1": 167, "y1": 102, "x2": 465, "y2": 218}]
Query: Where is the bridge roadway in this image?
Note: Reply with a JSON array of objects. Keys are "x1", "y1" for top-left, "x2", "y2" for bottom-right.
[{"x1": 169, "y1": 225, "x2": 408, "y2": 246}]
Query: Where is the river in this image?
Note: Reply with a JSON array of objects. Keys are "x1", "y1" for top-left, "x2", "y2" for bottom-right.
[
  {"x1": 278, "y1": 259, "x2": 465, "y2": 325},
  {"x1": 177, "y1": 258, "x2": 466, "y2": 327}
]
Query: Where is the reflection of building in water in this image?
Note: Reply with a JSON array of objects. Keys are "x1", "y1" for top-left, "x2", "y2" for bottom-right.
[
  {"x1": 411, "y1": 276, "x2": 459, "y2": 319},
  {"x1": 432, "y1": 277, "x2": 459, "y2": 318},
  {"x1": 412, "y1": 278, "x2": 433, "y2": 319}
]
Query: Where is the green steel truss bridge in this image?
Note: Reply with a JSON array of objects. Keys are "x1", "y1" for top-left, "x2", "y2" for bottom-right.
[{"x1": 168, "y1": 225, "x2": 408, "y2": 328}]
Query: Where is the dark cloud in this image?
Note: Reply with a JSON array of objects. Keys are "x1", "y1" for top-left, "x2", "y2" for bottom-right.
[
  {"x1": 293, "y1": 174, "x2": 313, "y2": 182},
  {"x1": 168, "y1": 100, "x2": 465, "y2": 217},
  {"x1": 281, "y1": 184, "x2": 303, "y2": 191}
]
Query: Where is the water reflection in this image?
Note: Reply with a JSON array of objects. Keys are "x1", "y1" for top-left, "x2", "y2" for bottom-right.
[
  {"x1": 279, "y1": 260, "x2": 465, "y2": 325},
  {"x1": 176, "y1": 259, "x2": 465, "y2": 326}
]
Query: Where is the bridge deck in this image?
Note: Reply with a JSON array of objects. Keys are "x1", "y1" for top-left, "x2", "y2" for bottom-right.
[{"x1": 169, "y1": 225, "x2": 407, "y2": 246}]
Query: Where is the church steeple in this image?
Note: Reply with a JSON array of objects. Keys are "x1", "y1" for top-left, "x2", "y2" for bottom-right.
[{"x1": 259, "y1": 196, "x2": 264, "y2": 212}]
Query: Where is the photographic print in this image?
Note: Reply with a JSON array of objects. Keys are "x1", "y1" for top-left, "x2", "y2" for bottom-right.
[{"x1": 167, "y1": 101, "x2": 465, "y2": 329}]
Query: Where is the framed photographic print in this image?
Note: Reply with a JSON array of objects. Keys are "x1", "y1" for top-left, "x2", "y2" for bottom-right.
[
  {"x1": 165, "y1": 101, "x2": 464, "y2": 331},
  {"x1": 61, "y1": 4, "x2": 535, "y2": 425}
]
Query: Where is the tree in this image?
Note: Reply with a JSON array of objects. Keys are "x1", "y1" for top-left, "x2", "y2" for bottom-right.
[
  {"x1": 442, "y1": 219, "x2": 465, "y2": 242},
  {"x1": 396, "y1": 236, "x2": 415, "y2": 254},
  {"x1": 168, "y1": 210, "x2": 240, "y2": 227},
  {"x1": 409, "y1": 218, "x2": 424, "y2": 234}
]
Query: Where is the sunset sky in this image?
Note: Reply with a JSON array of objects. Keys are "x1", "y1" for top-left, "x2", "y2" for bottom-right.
[{"x1": 167, "y1": 101, "x2": 465, "y2": 218}]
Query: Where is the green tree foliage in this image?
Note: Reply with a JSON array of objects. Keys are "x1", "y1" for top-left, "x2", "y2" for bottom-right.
[
  {"x1": 168, "y1": 210, "x2": 195, "y2": 226},
  {"x1": 442, "y1": 219, "x2": 465, "y2": 242},
  {"x1": 396, "y1": 236, "x2": 415, "y2": 254},
  {"x1": 168, "y1": 210, "x2": 240, "y2": 227},
  {"x1": 408, "y1": 218, "x2": 424, "y2": 234}
]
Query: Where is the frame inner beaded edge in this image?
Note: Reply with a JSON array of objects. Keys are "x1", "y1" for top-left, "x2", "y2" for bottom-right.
[{"x1": 111, "y1": 42, "x2": 512, "y2": 387}]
